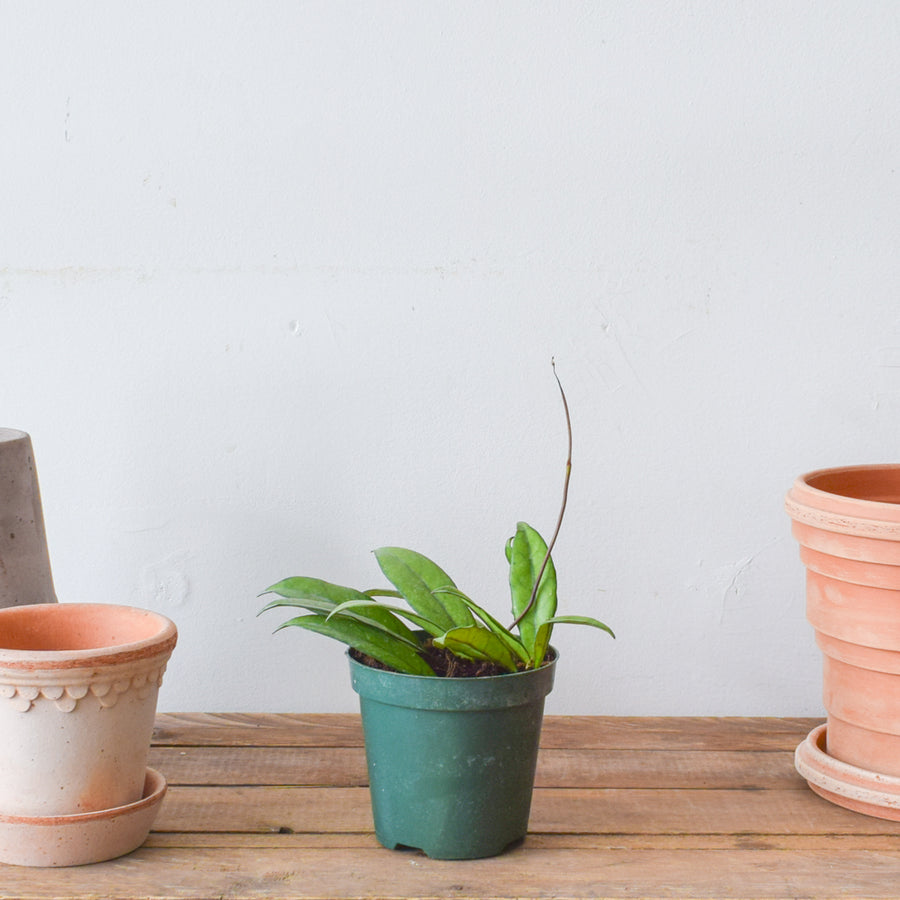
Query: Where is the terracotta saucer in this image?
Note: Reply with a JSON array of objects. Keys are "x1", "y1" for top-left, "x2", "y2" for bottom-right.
[
  {"x1": 0, "y1": 767, "x2": 166, "y2": 867},
  {"x1": 795, "y1": 723, "x2": 900, "y2": 821}
]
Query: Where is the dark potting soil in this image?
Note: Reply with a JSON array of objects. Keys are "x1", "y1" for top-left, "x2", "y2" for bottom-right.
[{"x1": 350, "y1": 642, "x2": 542, "y2": 678}]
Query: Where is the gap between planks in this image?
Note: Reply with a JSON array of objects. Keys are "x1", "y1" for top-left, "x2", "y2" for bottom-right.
[
  {"x1": 143, "y1": 831, "x2": 900, "y2": 852},
  {"x1": 152, "y1": 713, "x2": 822, "y2": 751}
]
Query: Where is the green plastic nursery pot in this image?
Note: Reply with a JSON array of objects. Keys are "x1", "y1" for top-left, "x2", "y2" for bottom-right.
[{"x1": 349, "y1": 650, "x2": 557, "y2": 860}]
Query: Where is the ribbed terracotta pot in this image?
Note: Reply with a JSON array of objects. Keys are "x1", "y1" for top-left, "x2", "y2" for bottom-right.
[
  {"x1": 786, "y1": 464, "x2": 900, "y2": 819},
  {"x1": 0, "y1": 429, "x2": 57, "y2": 608},
  {"x1": 0, "y1": 603, "x2": 177, "y2": 865}
]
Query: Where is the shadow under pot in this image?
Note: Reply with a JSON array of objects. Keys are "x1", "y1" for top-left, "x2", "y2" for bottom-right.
[{"x1": 0, "y1": 602, "x2": 177, "y2": 866}]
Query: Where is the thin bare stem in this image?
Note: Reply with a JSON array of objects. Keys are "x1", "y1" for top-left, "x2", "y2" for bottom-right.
[{"x1": 510, "y1": 358, "x2": 572, "y2": 630}]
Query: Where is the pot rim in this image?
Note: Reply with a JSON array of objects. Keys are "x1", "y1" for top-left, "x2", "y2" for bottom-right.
[
  {"x1": 786, "y1": 464, "x2": 900, "y2": 535},
  {"x1": 0, "y1": 603, "x2": 177, "y2": 670},
  {"x1": 792, "y1": 464, "x2": 900, "y2": 510},
  {"x1": 347, "y1": 645, "x2": 558, "y2": 682},
  {"x1": 348, "y1": 647, "x2": 557, "y2": 710}
]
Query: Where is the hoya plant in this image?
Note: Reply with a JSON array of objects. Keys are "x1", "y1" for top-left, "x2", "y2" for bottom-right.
[{"x1": 260, "y1": 364, "x2": 614, "y2": 676}]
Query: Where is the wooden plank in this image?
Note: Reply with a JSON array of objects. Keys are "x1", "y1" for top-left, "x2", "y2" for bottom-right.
[
  {"x1": 4, "y1": 846, "x2": 900, "y2": 899},
  {"x1": 539, "y1": 716, "x2": 822, "y2": 751},
  {"x1": 0, "y1": 717, "x2": 893, "y2": 900},
  {"x1": 152, "y1": 713, "x2": 822, "y2": 751},
  {"x1": 536, "y1": 749, "x2": 803, "y2": 790},
  {"x1": 148, "y1": 745, "x2": 369, "y2": 786},
  {"x1": 153, "y1": 785, "x2": 900, "y2": 837},
  {"x1": 531, "y1": 786, "x2": 900, "y2": 836},
  {"x1": 149, "y1": 745, "x2": 804, "y2": 790},
  {"x1": 152, "y1": 712, "x2": 365, "y2": 747}
]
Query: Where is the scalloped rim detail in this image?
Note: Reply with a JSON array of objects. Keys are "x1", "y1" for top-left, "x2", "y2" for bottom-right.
[{"x1": 0, "y1": 665, "x2": 167, "y2": 713}]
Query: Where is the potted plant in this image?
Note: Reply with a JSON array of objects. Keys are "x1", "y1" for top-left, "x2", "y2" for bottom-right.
[
  {"x1": 787, "y1": 465, "x2": 900, "y2": 821},
  {"x1": 260, "y1": 365, "x2": 614, "y2": 859},
  {"x1": 0, "y1": 602, "x2": 177, "y2": 866}
]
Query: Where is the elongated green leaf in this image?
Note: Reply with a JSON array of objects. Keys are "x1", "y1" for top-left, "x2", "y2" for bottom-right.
[
  {"x1": 264, "y1": 577, "x2": 361, "y2": 603},
  {"x1": 275, "y1": 614, "x2": 435, "y2": 676},
  {"x1": 531, "y1": 622, "x2": 552, "y2": 670},
  {"x1": 436, "y1": 587, "x2": 530, "y2": 665},
  {"x1": 262, "y1": 596, "x2": 422, "y2": 650},
  {"x1": 260, "y1": 577, "x2": 417, "y2": 643},
  {"x1": 508, "y1": 522, "x2": 558, "y2": 653},
  {"x1": 533, "y1": 615, "x2": 615, "y2": 670},
  {"x1": 374, "y1": 547, "x2": 475, "y2": 631},
  {"x1": 327, "y1": 599, "x2": 443, "y2": 637},
  {"x1": 433, "y1": 626, "x2": 519, "y2": 673},
  {"x1": 544, "y1": 614, "x2": 615, "y2": 638},
  {"x1": 260, "y1": 595, "x2": 336, "y2": 615}
]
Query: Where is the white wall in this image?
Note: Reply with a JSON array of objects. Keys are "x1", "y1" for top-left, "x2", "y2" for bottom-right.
[{"x1": 2, "y1": 1, "x2": 899, "y2": 715}]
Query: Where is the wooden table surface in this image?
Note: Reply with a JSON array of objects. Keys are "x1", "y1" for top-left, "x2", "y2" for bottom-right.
[{"x1": 4, "y1": 714, "x2": 900, "y2": 899}]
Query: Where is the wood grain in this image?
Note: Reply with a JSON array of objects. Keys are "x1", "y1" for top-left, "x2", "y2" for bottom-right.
[
  {"x1": 152, "y1": 713, "x2": 821, "y2": 750},
  {"x1": 148, "y1": 745, "x2": 803, "y2": 789},
  {"x1": 5, "y1": 714, "x2": 899, "y2": 900},
  {"x1": 152, "y1": 784, "x2": 900, "y2": 837},
  {"x1": 3, "y1": 847, "x2": 900, "y2": 899}
]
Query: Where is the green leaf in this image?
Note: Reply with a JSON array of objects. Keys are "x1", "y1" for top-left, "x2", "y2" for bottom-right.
[
  {"x1": 437, "y1": 587, "x2": 530, "y2": 665},
  {"x1": 433, "y1": 626, "x2": 520, "y2": 674},
  {"x1": 260, "y1": 577, "x2": 417, "y2": 644},
  {"x1": 327, "y1": 598, "x2": 444, "y2": 637},
  {"x1": 533, "y1": 615, "x2": 615, "y2": 669},
  {"x1": 275, "y1": 614, "x2": 435, "y2": 676},
  {"x1": 544, "y1": 615, "x2": 615, "y2": 638},
  {"x1": 263, "y1": 576, "x2": 363, "y2": 603},
  {"x1": 532, "y1": 621, "x2": 552, "y2": 670},
  {"x1": 373, "y1": 547, "x2": 475, "y2": 631},
  {"x1": 508, "y1": 522, "x2": 558, "y2": 653},
  {"x1": 263, "y1": 596, "x2": 423, "y2": 650},
  {"x1": 260, "y1": 595, "x2": 333, "y2": 615}
]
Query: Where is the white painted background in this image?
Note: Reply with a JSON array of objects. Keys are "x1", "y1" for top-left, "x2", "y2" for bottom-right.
[{"x1": 2, "y1": 2, "x2": 899, "y2": 715}]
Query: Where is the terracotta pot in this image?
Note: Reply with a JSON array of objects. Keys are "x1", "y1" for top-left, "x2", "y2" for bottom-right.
[
  {"x1": 0, "y1": 429, "x2": 57, "y2": 608},
  {"x1": 0, "y1": 603, "x2": 177, "y2": 823},
  {"x1": 786, "y1": 465, "x2": 900, "y2": 817}
]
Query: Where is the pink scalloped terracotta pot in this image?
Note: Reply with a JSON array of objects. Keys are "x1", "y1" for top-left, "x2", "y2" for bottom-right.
[
  {"x1": 0, "y1": 603, "x2": 177, "y2": 819},
  {"x1": 787, "y1": 465, "x2": 900, "y2": 818}
]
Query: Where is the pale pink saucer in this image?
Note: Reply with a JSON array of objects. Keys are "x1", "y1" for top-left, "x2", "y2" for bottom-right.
[
  {"x1": 0, "y1": 767, "x2": 166, "y2": 867},
  {"x1": 795, "y1": 723, "x2": 900, "y2": 821}
]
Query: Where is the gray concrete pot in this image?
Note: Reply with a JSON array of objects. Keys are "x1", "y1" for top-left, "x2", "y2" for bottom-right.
[{"x1": 0, "y1": 429, "x2": 57, "y2": 608}]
